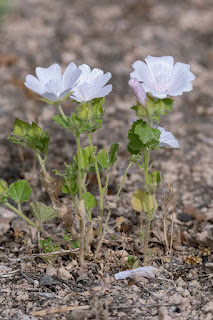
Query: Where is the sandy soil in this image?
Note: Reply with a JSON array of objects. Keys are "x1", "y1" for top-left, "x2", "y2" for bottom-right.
[{"x1": 0, "y1": 0, "x2": 212, "y2": 319}]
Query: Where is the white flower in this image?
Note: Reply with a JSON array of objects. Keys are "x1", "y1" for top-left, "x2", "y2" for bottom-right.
[
  {"x1": 130, "y1": 55, "x2": 195, "y2": 99},
  {"x1": 157, "y1": 126, "x2": 180, "y2": 148},
  {"x1": 128, "y1": 78, "x2": 147, "y2": 106},
  {"x1": 25, "y1": 63, "x2": 81, "y2": 102},
  {"x1": 70, "y1": 64, "x2": 112, "y2": 102}
]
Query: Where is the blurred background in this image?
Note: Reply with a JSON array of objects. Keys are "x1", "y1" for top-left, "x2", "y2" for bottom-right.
[{"x1": 0, "y1": 0, "x2": 212, "y2": 208}]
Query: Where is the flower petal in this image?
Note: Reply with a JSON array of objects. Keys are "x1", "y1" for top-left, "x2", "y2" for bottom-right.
[
  {"x1": 145, "y1": 55, "x2": 174, "y2": 68},
  {"x1": 41, "y1": 92, "x2": 58, "y2": 102},
  {"x1": 24, "y1": 75, "x2": 45, "y2": 95},
  {"x1": 130, "y1": 60, "x2": 154, "y2": 86},
  {"x1": 35, "y1": 63, "x2": 62, "y2": 86},
  {"x1": 158, "y1": 126, "x2": 180, "y2": 148},
  {"x1": 167, "y1": 62, "x2": 195, "y2": 96},
  {"x1": 77, "y1": 64, "x2": 92, "y2": 84},
  {"x1": 90, "y1": 72, "x2": 112, "y2": 94},
  {"x1": 91, "y1": 84, "x2": 112, "y2": 99},
  {"x1": 61, "y1": 62, "x2": 81, "y2": 92}
]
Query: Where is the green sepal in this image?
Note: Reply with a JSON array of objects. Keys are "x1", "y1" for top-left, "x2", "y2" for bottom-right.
[
  {"x1": 8, "y1": 180, "x2": 32, "y2": 203},
  {"x1": 76, "y1": 102, "x2": 93, "y2": 120},
  {"x1": 30, "y1": 201, "x2": 57, "y2": 223},
  {"x1": 83, "y1": 192, "x2": 97, "y2": 210},
  {"x1": 131, "y1": 103, "x2": 147, "y2": 118},
  {"x1": 146, "y1": 96, "x2": 174, "y2": 121},
  {"x1": 39, "y1": 98, "x2": 55, "y2": 105}
]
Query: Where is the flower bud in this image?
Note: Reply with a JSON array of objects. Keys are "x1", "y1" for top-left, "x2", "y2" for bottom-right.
[{"x1": 128, "y1": 78, "x2": 147, "y2": 106}]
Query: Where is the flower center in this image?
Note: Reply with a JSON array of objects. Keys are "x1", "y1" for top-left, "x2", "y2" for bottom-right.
[{"x1": 154, "y1": 73, "x2": 171, "y2": 92}]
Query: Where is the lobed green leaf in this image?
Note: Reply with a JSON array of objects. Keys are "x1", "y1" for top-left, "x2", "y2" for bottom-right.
[
  {"x1": 8, "y1": 180, "x2": 32, "y2": 203},
  {"x1": 31, "y1": 201, "x2": 57, "y2": 223}
]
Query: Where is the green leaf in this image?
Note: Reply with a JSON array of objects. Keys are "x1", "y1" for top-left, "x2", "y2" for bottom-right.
[
  {"x1": 8, "y1": 180, "x2": 32, "y2": 203},
  {"x1": 27, "y1": 122, "x2": 50, "y2": 154},
  {"x1": 128, "y1": 131, "x2": 144, "y2": 153},
  {"x1": 109, "y1": 143, "x2": 119, "y2": 166},
  {"x1": 131, "y1": 190, "x2": 157, "y2": 212},
  {"x1": 7, "y1": 135, "x2": 27, "y2": 148},
  {"x1": 83, "y1": 192, "x2": 97, "y2": 210},
  {"x1": 148, "y1": 171, "x2": 162, "y2": 185},
  {"x1": 30, "y1": 201, "x2": 57, "y2": 223},
  {"x1": 8, "y1": 120, "x2": 50, "y2": 155},
  {"x1": 75, "y1": 146, "x2": 96, "y2": 170},
  {"x1": 54, "y1": 162, "x2": 78, "y2": 195},
  {"x1": 52, "y1": 114, "x2": 70, "y2": 130},
  {"x1": 97, "y1": 149, "x2": 109, "y2": 169},
  {"x1": 0, "y1": 180, "x2": 8, "y2": 204},
  {"x1": 134, "y1": 123, "x2": 160, "y2": 144},
  {"x1": 127, "y1": 120, "x2": 146, "y2": 155},
  {"x1": 13, "y1": 118, "x2": 30, "y2": 136},
  {"x1": 0, "y1": 180, "x2": 8, "y2": 195}
]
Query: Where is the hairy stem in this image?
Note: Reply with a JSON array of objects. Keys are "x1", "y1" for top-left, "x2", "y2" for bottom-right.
[
  {"x1": 88, "y1": 132, "x2": 104, "y2": 236},
  {"x1": 143, "y1": 218, "x2": 151, "y2": 266},
  {"x1": 76, "y1": 133, "x2": 85, "y2": 266},
  {"x1": 143, "y1": 148, "x2": 152, "y2": 265},
  {"x1": 5, "y1": 202, "x2": 41, "y2": 231},
  {"x1": 95, "y1": 161, "x2": 133, "y2": 258}
]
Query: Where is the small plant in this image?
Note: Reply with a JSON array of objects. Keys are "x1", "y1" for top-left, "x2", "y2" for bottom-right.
[
  {"x1": 126, "y1": 255, "x2": 139, "y2": 269},
  {"x1": 40, "y1": 237, "x2": 61, "y2": 262},
  {"x1": 0, "y1": 56, "x2": 195, "y2": 266}
]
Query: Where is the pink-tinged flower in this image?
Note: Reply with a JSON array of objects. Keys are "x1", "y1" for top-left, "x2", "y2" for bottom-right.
[
  {"x1": 70, "y1": 64, "x2": 112, "y2": 102},
  {"x1": 157, "y1": 126, "x2": 180, "y2": 148},
  {"x1": 128, "y1": 78, "x2": 147, "y2": 106},
  {"x1": 130, "y1": 56, "x2": 195, "y2": 99},
  {"x1": 25, "y1": 63, "x2": 81, "y2": 102}
]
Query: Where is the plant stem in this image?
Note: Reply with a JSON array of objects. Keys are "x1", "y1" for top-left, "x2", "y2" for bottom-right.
[
  {"x1": 76, "y1": 133, "x2": 85, "y2": 266},
  {"x1": 144, "y1": 148, "x2": 149, "y2": 184},
  {"x1": 95, "y1": 161, "x2": 133, "y2": 258},
  {"x1": 5, "y1": 202, "x2": 41, "y2": 231},
  {"x1": 88, "y1": 132, "x2": 104, "y2": 236},
  {"x1": 76, "y1": 134, "x2": 83, "y2": 201},
  {"x1": 58, "y1": 104, "x2": 69, "y2": 125},
  {"x1": 143, "y1": 147, "x2": 152, "y2": 265},
  {"x1": 143, "y1": 218, "x2": 151, "y2": 266},
  {"x1": 35, "y1": 152, "x2": 47, "y2": 174}
]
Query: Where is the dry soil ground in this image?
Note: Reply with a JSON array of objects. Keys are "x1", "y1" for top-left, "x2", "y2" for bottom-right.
[{"x1": 0, "y1": 0, "x2": 213, "y2": 319}]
